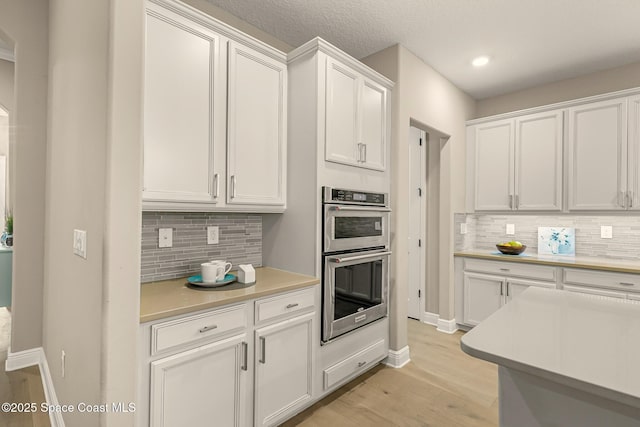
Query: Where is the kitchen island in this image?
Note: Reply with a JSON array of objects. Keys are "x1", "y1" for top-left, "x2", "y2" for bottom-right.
[{"x1": 461, "y1": 287, "x2": 640, "y2": 426}]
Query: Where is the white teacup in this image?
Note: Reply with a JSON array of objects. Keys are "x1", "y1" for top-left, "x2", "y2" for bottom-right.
[
  {"x1": 200, "y1": 262, "x2": 219, "y2": 283},
  {"x1": 210, "y1": 260, "x2": 232, "y2": 281}
]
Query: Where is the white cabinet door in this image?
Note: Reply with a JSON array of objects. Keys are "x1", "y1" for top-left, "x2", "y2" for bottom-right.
[
  {"x1": 474, "y1": 120, "x2": 514, "y2": 211},
  {"x1": 325, "y1": 57, "x2": 360, "y2": 167},
  {"x1": 568, "y1": 98, "x2": 628, "y2": 210},
  {"x1": 359, "y1": 77, "x2": 387, "y2": 171},
  {"x1": 143, "y1": 7, "x2": 222, "y2": 204},
  {"x1": 515, "y1": 111, "x2": 563, "y2": 211},
  {"x1": 150, "y1": 333, "x2": 248, "y2": 427},
  {"x1": 628, "y1": 95, "x2": 640, "y2": 210},
  {"x1": 227, "y1": 41, "x2": 286, "y2": 206},
  {"x1": 463, "y1": 272, "x2": 504, "y2": 326},
  {"x1": 254, "y1": 312, "x2": 314, "y2": 427},
  {"x1": 506, "y1": 278, "x2": 555, "y2": 303}
]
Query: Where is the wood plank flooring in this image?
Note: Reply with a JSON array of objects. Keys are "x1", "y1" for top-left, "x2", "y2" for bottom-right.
[
  {"x1": 0, "y1": 308, "x2": 50, "y2": 427},
  {"x1": 282, "y1": 320, "x2": 498, "y2": 427}
]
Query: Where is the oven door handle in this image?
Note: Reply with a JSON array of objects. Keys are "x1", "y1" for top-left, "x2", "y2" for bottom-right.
[
  {"x1": 329, "y1": 251, "x2": 392, "y2": 263},
  {"x1": 327, "y1": 205, "x2": 391, "y2": 213}
]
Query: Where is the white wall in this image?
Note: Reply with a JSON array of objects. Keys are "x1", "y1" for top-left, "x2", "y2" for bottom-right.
[
  {"x1": 363, "y1": 45, "x2": 476, "y2": 350},
  {"x1": 0, "y1": 0, "x2": 48, "y2": 354},
  {"x1": 476, "y1": 61, "x2": 640, "y2": 117},
  {"x1": 44, "y1": 0, "x2": 143, "y2": 425}
]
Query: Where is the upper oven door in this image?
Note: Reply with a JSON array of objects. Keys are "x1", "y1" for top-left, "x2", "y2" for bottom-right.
[{"x1": 323, "y1": 204, "x2": 390, "y2": 252}]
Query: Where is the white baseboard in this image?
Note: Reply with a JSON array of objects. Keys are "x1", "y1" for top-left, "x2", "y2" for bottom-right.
[
  {"x1": 422, "y1": 311, "x2": 439, "y2": 326},
  {"x1": 384, "y1": 346, "x2": 410, "y2": 369},
  {"x1": 6, "y1": 347, "x2": 65, "y2": 427},
  {"x1": 436, "y1": 318, "x2": 458, "y2": 334}
]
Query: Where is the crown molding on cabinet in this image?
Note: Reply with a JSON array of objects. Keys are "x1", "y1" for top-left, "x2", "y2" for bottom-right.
[
  {"x1": 287, "y1": 37, "x2": 394, "y2": 90},
  {"x1": 468, "y1": 86, "x2": 640, "y2": 125},
  {"x1": 148, "y1": 0, "x2": 286, "y2": 63}
]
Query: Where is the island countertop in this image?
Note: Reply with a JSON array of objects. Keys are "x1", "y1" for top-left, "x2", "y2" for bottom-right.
[
  {"x1": 455, "y1": 249, "x2": 640, "y2": 274},
  {"x1": 461, "y1": 287, "x2": 640, "y2": 409},
  {"x1": 140, "y1": 267, "x2": 319, "y2": 323}
]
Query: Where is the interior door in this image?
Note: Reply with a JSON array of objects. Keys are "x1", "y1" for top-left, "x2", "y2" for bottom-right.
[{"x1": 408, "y1": 126, "x2": 425, "y2": 320}]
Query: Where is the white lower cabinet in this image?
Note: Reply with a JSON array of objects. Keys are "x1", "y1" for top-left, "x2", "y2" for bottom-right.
[
  {"x1": 140, "y1": 287, "x2": 317, "y2": 427},
  {"x1": 254, "y1": 312, "x2": 314, "y2": 427},
  {"x1": 150, "y1": 333, "x2": 248, "y2": 427},
  {"x1": 562, "y1": 268, "x2": 640, "y2": 300},
  {"x1": 458, "y1": 259, "x2": 557, "y2": 327}
]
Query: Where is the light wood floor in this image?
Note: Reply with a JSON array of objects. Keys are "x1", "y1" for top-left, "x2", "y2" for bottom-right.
[
  {"x1": 282, "y1": 320, "x2": 499, "y2": 427},
  {"x1": 0, "y1": 308, "x2": 50, "y2": 427}
]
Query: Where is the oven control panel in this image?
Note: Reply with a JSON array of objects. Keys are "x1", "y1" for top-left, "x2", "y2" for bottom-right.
[{"x1": 324, "y1": 187, "x2": 387, "y2": 206}]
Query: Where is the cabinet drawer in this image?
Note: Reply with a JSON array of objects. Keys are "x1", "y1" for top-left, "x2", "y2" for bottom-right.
[
  {"x1": 323, "y1": 339, "x2": 386, "y2": 390},
  {"x1": 562, "y1": 284, "x2": 627, "y2": 300},
  {"x1": 255, "y1": 287, "x2": 315, "y2": 324},
  {"x1": 151, "y1": 304, "x2": 246, "y2": 355},
  {"x1": 563, "y1": 268, "x2": 640, "y2": 293},
  {"x1": 464, "y1": 258, "x2": 556, "y2": 282}
]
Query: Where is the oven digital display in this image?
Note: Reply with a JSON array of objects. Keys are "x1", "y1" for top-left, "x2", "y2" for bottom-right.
[{"x1": 353, "y1": 193, "x2": 366, "y2": 201}]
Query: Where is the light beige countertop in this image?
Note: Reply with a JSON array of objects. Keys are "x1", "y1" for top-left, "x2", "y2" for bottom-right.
[
  {"x1": 140, "y1": 267, "x2": 319, "y2": 323},
  {"x1": 454, "y1": 249, "x2": 640, "y2": 274},
  {"x1": 461, "y1": 287, "x2": 640, "y2": 409}
]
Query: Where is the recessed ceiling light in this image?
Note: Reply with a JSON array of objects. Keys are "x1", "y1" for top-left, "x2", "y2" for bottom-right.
[{"x1": 472, "y1": 56, "x2": 490, "y2": 67}]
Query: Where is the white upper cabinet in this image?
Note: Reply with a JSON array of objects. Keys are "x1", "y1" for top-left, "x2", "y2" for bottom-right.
[
  {"x1": 143, "y1": 4, "x2": 223, "y2": 204},
  {"x1": 474, "y1": 119, "x2": 514, "y2": 211},
  {"x1": 325, "y1": 57, "x2": 388, "y2": 171},
  {"x1": 472, "y1": 110, "x2": 563, "y2": 211},
  {"x1": 143, "y1": 0, "x2": 287, "y2": 212},
  {"x1": 568, "y1": 98, "x2": 628, "y2": 210},
  {"x1": 628, "y1": 95, "x2": 640, "y2": 210},
  {"x1": 227, "y1": 41, "x2": 286, "y2": 206}
]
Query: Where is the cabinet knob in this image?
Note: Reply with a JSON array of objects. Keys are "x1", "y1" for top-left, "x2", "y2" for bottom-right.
[{"x1": 285, "y1": 303, "x2": 299, "y2": 309}]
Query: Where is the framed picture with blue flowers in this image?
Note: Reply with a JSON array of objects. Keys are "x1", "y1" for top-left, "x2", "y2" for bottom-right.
[{"x1": 538, "y1": 227, "x2": 575, "y2": 255}]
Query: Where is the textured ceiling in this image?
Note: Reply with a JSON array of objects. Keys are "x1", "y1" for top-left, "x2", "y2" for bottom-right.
[{"x1": 205, "y1": 0, "x2": 640, "y2": 99}]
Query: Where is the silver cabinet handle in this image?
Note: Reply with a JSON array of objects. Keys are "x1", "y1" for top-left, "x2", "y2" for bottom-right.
[
  {"x1": 620, "y1": 191, "x2": 626, "y2": 208},
  {"x1": 285, "y1": 303, "x2": 299, "y2": 309},
  {"x1": 506, "y1": 283, "x2": 510, "y2": 297},
  {"x1": 499, "y1": 268, "x2": 510, "y2": 272},
  {"x1": 259, "y1": 336, "x2": 266, "y2": 364},
  {"x1": 357, "y1": 361, "x2": 367, "y2": 368},
  {"x1": 362, "y1": 144, "x2": 367, "y2": 163},
  {"x1": 619, "y1": 282, "x2": 636, "y2": 286},
  {"x1": 199, "y1": 324, "x2": 218, "y2": 333},
  {"x1": 328, "y1": 205, "x2": 391, "y2": 212},
  {"x1": 241, "y1": 342, "x2": 248, "y2": 371},
  {"x1": 500, "y1": 283, "x2": 504, "y2": 296},
  {"x1": 230, "y1": 175, "x2": 237, "y2": 199},
  {"x1": 628, "y1": 190, "x2": 633, "y2": 208},
  {"x1": 213, "y1": 173, "x2": 219, "y2": 198},
  {"x1": 329, "y1": 250, "x2": 392, "y2": 263}
]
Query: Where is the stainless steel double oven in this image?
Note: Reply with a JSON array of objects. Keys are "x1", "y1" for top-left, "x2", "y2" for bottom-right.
[{"x1": 322, "y1": 187, "x2": 391, "y2": 343}]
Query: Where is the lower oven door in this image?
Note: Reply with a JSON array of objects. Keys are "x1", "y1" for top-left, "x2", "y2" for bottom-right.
[{"x1": 322, "y1": 249, "x2": 391, "y2": 343}]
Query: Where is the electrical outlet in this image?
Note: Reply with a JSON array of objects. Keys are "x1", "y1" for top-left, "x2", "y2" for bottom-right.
[
  {"x1": 601, "y1": 225, "x2": 613, "y2": 239},
  {"x1": 207, "y1": 226, "x2": 219, "y2": 245},
  {"x1": 506, "y1": 224, "x2": 515, "y2": 235},
  {"x1": 159, "y1": 228, "x2": 173, "y2": 248},
  {"x1": 73, "y1": 229, "x2": 87, "y2": 259},
  {"x1": 460, "y1": 223, "x2": 468, "y2": 235}
]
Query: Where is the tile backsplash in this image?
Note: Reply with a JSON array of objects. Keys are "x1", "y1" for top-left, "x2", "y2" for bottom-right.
[
  {"x1": 141, "y1": 212, "x2": 262, "y2": 283},
  {"x1": 455, "y1": 213, "x2": 640, "y2": 260}
]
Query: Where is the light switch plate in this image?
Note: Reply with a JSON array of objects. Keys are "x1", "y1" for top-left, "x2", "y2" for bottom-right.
[
  {"x1": 601, "y1": 225, "x2": 613, "y2": 239},
  {"x1": 506, "y1": 224, "x2": 515, "y2": 235},
  {"x1": 159, "y1": 228, "x2": 173, "y2": 248},
  {"x1": 207, "y1": 226, "x2": 219, "y2": 245},
  {"x1": 73, "y1": 229, "x2": 87, "y2": 259}
]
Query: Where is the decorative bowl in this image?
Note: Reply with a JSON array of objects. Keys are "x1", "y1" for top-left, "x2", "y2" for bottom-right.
[{"x1": 496, "y1": 244, "x2": 526, "y2": 255}]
